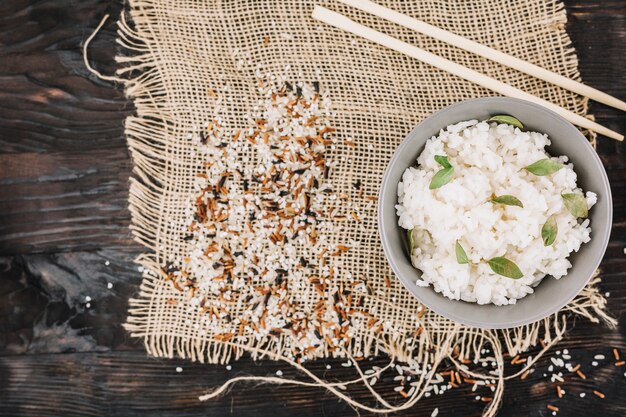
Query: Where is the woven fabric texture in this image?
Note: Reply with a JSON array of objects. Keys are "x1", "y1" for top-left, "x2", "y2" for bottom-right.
[{"x1": 118, "y1": 0, "x2": 611, "y2": 414}]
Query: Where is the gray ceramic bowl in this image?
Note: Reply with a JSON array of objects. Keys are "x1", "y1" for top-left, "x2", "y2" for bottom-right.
[{"x1": 378, "y1": 97, "x2": 612, "y2": 329}]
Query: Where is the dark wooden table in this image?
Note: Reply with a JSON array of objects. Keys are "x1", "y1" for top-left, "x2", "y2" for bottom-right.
[{"x1": 1, "y1": 1, "x2": 625, "y2": 415}]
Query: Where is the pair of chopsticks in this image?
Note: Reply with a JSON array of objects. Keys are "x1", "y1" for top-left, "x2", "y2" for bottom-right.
[{"x1": 312, "y1": 0, "x2": 624, "y2": 141}]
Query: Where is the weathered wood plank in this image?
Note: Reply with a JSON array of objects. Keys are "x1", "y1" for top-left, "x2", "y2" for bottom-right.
[
  {"x1": 0, "y1": 249, "x2": 143, "y2": 355},
  {"x1": 0, "y1": 0, "x2": 129, "y2": 154},
  {"x1": 567, "y1": 0, "x2": 626, "y2": 158},
  {"x1": 0, "y1": 151, "x2": 136, "y2": 253},
  {"x1": 0, "y1": 345, "x2": 625, "y2": 417}
]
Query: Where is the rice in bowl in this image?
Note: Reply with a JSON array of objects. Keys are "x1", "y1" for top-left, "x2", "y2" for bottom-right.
[{"x1": 396, "y1": 118, "x2": 596, "y2": 306}]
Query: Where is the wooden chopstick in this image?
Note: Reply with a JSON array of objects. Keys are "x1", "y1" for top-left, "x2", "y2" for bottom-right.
[
  {"x1": 312, "y1": 6, "x2": 623, "y2": 141},
  {"x1": 338, "y1": 0, "x2": 626, "y2": 113}
]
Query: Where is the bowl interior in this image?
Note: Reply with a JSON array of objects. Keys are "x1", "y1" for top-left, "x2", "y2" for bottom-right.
[{"x1": 378, "y1": 97, "x2": 612, "y2": 329}]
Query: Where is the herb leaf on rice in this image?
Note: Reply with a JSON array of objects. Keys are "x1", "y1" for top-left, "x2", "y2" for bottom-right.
[
  {"x1": 562, "y1": 193, "x2": 588, "y2": 218},
  {"x1": 434, "y1": 155, "x2": 452, "y2": 169},
  {"x1": 487, "y1": 257, "x2": 524, "y2": 279},
  {"x1": 490, "y1": 194, "x2": 524, "y2": 208},
  {"x1": 487, "y1": 114, "x2": 524, "y2": 129},
  {"x1": 429, "y1": 155, "x2": 454, "y2": 189},
  {"x1": 524, "y1": 159, "x2": 564, "y2": 176},
  {"x1": 407, "y1": 228, "x2": 417, "y2": 255},
  {"x1": 541, "y1": 215, "x2": 558, "y2": 246},
  {"x1": 455, "y1": 241, "x2": 469, "y2": 264}
]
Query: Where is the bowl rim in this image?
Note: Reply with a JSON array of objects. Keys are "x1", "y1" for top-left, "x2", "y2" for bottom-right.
[{"x1": 377, "y1": 97, "x2": 613, "y2": 329}]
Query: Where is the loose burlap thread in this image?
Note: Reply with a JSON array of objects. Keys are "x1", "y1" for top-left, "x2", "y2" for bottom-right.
[{"x1": 106, "y1": 0, "x2": 617, "y2": 414}]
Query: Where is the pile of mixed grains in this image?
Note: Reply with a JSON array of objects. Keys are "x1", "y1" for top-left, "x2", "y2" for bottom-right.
[{"x1": 160, "y1": 78, "x2": 380, "y2": 358}]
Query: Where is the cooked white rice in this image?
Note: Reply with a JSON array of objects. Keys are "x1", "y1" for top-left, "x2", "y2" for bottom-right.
[{"x1": 396, "y1": 119, "x2": 596, "y2": 305}]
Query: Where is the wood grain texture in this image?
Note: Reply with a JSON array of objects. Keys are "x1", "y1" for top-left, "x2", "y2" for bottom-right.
[
  {"x1": 0, "y1": 347, "x2": 625, "y2": 417},
  {"x1": 0, "y1": 0, "x2": 130, "y2": 154},
  {"x1": 0, "y1": 249, "x2": 143, "y2": 355},
  {"x1": 0, "y1": 0, "x2": 625, "y2": 415},
  {"x1": 0, "y1": 151, "x2": 135, "y2": 253}
]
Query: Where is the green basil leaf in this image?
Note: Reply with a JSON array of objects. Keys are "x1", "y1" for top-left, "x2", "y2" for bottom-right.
[
  {"x1": 487, "y1": 256, "x2": 524, "y2": 279},
  {"x1": 541, "y1": 215, "x2": 558, "y2": 246},
  {"x1": 523, "y1": 159, "x2": 564, "y2": 176},
  {"x1": 455, "y1": 241, "x2": 469, "y2": 264},
  {"x1": 490, "y1": 194, "x2": 524, "y2": 208},
  {"x1": 561, "y1": 193, "x2": 588, "y2": 218},
  {"x1": 429, "y1": 167, "x2": 454, "y2": 189},
  {"x1": 407, "y1": 228, "x2": 416, "y2": 255},
  {"x1": 487, "y1": 115, "x2": 524, "y2": 129},
  {"x1": 434, "y1": 155, "x2": 452, "y2": 169}
]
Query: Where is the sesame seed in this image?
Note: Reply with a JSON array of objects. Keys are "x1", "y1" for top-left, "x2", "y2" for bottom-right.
[
  {"x1": 107, "y1": 283, "x2": 113, "y2": 289},
  {"x1": 176, "y1": 367, "x2": 182, "y2": 373},
  {"x1": 104, "y1": 260, "x2": 110, "y2": 266},
  {"x1": 276, "y1": 370, "x2": 283, "y2": 376}
]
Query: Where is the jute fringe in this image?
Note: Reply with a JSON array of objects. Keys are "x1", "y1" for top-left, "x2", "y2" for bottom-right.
[{"x1": 82, "y1": 0, "x2": 615, "y2": 414}]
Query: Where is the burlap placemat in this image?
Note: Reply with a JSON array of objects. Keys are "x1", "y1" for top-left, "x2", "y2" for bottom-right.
[{"x1": 112, "y1": 0, "x2": 615, "y2": 414}]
